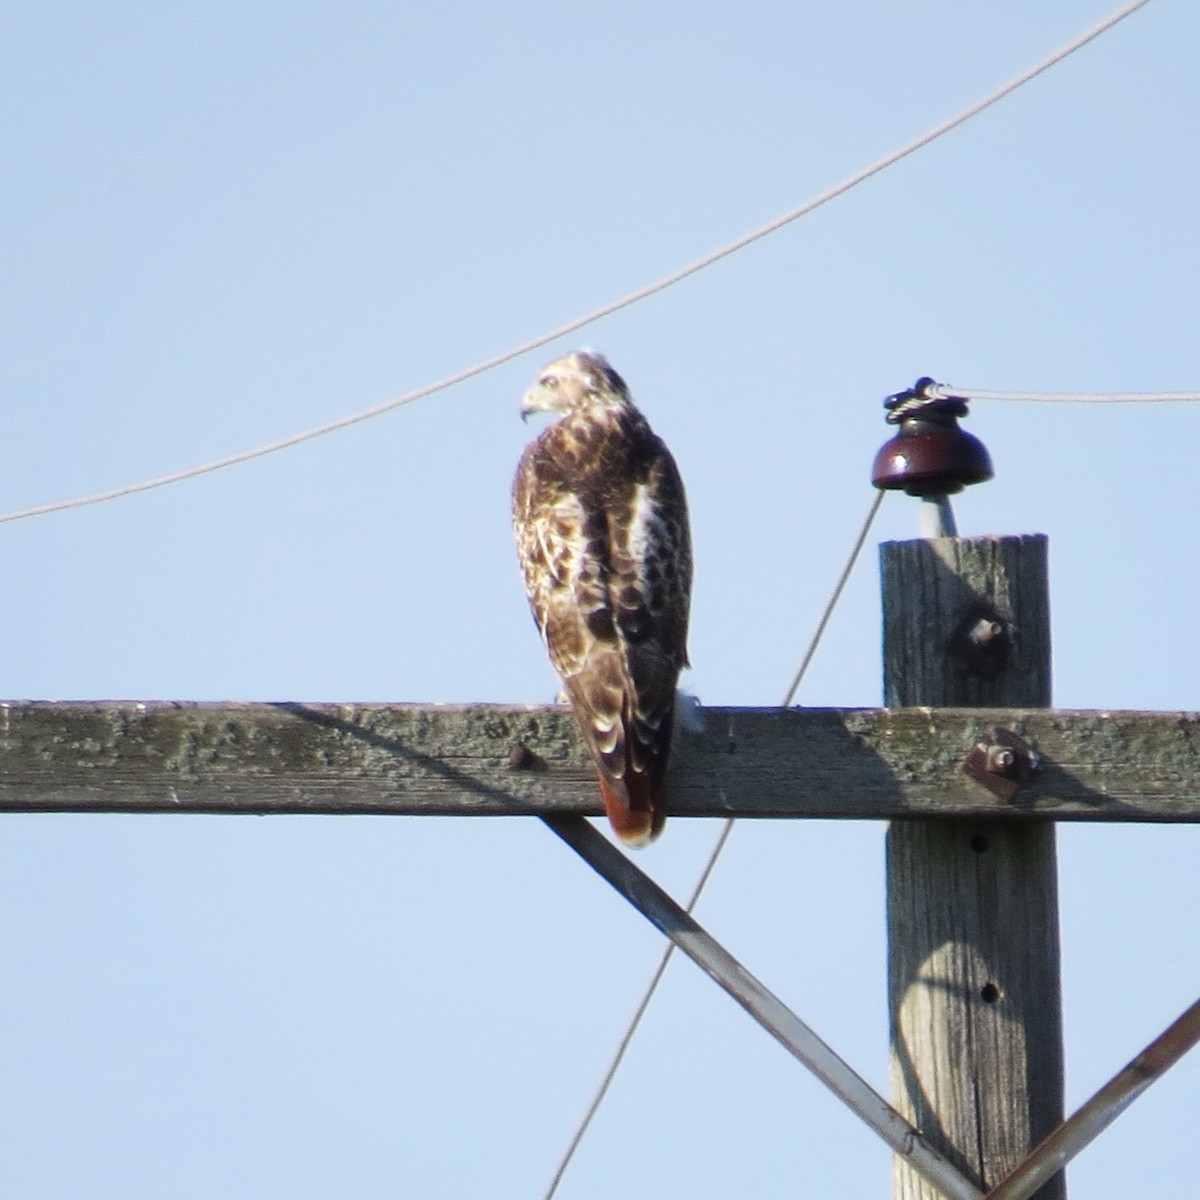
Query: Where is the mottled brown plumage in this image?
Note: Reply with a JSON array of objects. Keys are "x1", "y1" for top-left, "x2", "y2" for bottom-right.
[{"x1": 513, "y1": 350, "x2": 692, "y2": 846}]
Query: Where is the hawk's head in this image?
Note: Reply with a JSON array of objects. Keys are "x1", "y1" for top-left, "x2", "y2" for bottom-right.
[{"x1": 520, "y1": 350, "x2": 632, "y2": 421}]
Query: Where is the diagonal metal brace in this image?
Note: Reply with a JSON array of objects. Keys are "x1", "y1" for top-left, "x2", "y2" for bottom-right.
[
  {"x1": 984, "y1": 995, "x2": 1200, "y2": 1200},
  {"x1": 543, "y1": 815, "x2": 982, "y2": 1200}
]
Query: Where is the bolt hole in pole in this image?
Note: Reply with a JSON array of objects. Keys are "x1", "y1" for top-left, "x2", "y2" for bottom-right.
[{"x1": 969, "y1": 834, "x2": 990, "y2": 854}]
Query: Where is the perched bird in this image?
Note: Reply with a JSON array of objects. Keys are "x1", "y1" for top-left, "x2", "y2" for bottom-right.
[{"x1": 512, "y1": 350, "x2": 692, "y2": 846}]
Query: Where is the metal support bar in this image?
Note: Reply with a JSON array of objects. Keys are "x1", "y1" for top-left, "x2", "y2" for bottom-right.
[
  {"x1": 542, "y1": 814, "x2": 983, "y2": 1200},
  {"x1": 984, "y1": 996, "x2": 1200, "y2": 1200},
  {"x1": 918, "y1": 494, "x2": 958, "y2": 538}
]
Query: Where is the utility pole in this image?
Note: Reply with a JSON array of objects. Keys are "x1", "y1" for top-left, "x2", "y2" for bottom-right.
[{"x1": 875, "y1": 384, "x2": 1065, "y2": 1199}]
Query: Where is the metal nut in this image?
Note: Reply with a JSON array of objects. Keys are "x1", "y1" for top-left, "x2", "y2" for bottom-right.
[{"x1": 963, "y1": 729, "x2": 1038, "y2": 801}]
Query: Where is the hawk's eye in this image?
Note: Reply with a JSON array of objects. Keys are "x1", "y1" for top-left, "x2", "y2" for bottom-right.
[{"x1": 540, "y1": 375, "x2": 559, "y2": 390}]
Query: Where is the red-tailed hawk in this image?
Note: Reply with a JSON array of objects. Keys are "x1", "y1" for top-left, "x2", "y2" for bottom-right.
[{"x1": 513, "y1": 350, "x2": 692, "y2": 846}]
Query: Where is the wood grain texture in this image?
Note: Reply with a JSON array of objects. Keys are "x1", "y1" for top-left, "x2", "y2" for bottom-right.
[
  {"x1": 0, "y1": 700, "x2": 1197, "y2": 821},
  {"x1": 884, "y1": 535, "x2": 1066, "y2": 1200}
]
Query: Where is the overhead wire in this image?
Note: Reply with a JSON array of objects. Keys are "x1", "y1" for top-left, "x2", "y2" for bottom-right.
[
  {"x1": 0, "y1": 0, "x2": 1154, "y2": 528},
  {"x1": 779, "y1": 489, "x2": 887, "y2": 710},
  {"x1": 928, "y1": 384, "x2": 1200, "y2": 404}
]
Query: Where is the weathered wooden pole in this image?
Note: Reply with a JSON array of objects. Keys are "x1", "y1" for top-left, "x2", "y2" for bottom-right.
[{"x1": 874, "y1": 383, "x2": 1065, "y2": 1200}]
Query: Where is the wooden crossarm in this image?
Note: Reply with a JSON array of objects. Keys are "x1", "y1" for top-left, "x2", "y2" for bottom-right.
[{"x1": 0, "y1": 701, "x2": 1197, "y2": 821}]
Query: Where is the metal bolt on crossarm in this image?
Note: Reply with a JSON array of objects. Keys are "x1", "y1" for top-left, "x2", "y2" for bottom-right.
[{"x1": 872, "y1": 377, "x2": 994, "y2": 536}]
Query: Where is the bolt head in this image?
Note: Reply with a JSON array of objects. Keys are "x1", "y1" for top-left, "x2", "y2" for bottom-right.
[{"x1": 985, "y1": 745, "x2": 1016, "y2": 773}]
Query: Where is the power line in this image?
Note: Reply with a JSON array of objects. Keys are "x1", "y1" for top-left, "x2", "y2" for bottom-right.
[
  {"x1": 931, "y1": 384, "x2": 1200, "y2": 404},
  {"x1": 540, "y1": 488, "x2": 887, "y2": 1199},
  {"x1": 780, "y1": 490, "x2": 886, "y2": 709},
  {"x1": 0, "y1": 0, "x2": 1153, "y2": 528}
]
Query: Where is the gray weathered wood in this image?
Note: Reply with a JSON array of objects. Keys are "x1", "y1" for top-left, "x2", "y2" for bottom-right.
[
  {"x1": 884, "y1": 535, "x2": 1066, "y2": 1200},
  {"x1": 0, "y1": 700, "x2": 1199, "y2": 820}
]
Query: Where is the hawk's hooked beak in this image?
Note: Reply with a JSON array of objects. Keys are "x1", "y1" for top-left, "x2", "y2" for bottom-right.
[{"x1": 520, "y1": 385, "x2": 550, "y2": 423}]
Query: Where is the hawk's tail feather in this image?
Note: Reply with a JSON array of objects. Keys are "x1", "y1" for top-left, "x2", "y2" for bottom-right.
[{"x1": 598, "y1": 772, "x2": 667, "y2": 848}]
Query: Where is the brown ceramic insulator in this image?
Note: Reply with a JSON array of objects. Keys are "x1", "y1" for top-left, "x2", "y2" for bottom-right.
[{"x1": 871, "y1": 381, "x2": 994, "y2": 496}]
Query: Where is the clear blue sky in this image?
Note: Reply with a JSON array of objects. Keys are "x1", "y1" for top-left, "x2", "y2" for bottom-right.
[{"x1": 1, "y1": 2, "x2": 1197, "y2": 1197}]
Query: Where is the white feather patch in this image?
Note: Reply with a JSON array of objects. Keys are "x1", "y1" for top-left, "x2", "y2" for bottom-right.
[
  {"x1": 626, "y1": 482, "x2": 658, "y2": 567},
  {"x1": 676, "y1": 688, "x2": 704, "y2": 734}
]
